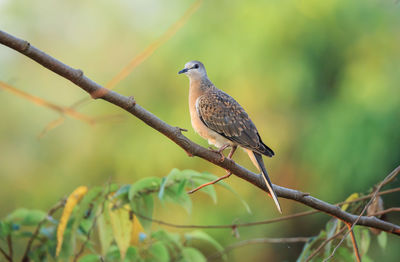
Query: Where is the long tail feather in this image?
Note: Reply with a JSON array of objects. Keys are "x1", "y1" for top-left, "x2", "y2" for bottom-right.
[{"x1": 251, "y1": 151, "x2": 282, "y2": 213}]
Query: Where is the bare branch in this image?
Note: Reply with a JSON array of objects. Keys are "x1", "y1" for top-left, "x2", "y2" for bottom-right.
[
  {"x1": 0, "y1": 30, "x2": 399, "y2": 236},
  {"x1": 0, "y1": 81, "x2": 94, "y2": 125},
  {"x1": 324, "y1": 165, "x2": 400, "y2": 261},
  {"x1": 370, "y1": 207, "x2": 400, "y2": 217},
  {"x1": 126, "y1": 187, "x2": 400, "y2": 231},
  {"x1": 346, "y1": 222, "x2": 361, "y2": 262},
  {"x1": 209, "y1": 237, "x2": 311, "y2": 260},
  {"x1": 0, "y1": 246, "x2": 12, "y2": 262},
  {"x1": 41, "y1": 0, "x2": 203, "y2": 136},
  {"x1": 304, "y1": 226, "x2": 346, "y2": 262}
]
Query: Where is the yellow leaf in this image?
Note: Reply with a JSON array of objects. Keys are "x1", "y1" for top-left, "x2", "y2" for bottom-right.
[
  {"x1": 56, "y1": 186, "x2": 88, "y2": 257},
  {"x1": 109, "y1": 204, "x2": 132, "y2": 259},
  {"x1": 341, "y1": 193, "x2": 359, "y2": 211},
  {"x1": 131, "y1": 215, "x2": 145, "y2": 246}
]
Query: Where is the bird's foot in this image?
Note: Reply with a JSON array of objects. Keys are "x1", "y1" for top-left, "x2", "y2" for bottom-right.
[
  {"x1": 208, "y1": 144, "x2": 229, "y2": 163},
  {"x1": 187, "y1": 171, "x2": 232, "y2": 194}
]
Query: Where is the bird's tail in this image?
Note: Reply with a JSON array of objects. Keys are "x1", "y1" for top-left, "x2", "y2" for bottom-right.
[{"x1": 251, "y1": 151, "x2": 282, "y2": 213}]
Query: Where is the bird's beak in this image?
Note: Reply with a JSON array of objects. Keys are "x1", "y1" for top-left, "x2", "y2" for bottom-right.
[{"x1": 178, "y1": 68, "x2": 188, "y2": 74}]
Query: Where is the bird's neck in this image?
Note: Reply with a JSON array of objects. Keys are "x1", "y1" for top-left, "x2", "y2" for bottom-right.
[{"x1": 188, "y1": 77, "x2": 213, "y2": 113}]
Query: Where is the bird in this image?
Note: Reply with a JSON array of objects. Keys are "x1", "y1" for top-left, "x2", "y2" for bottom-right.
[{"x1": 178, "y1": 60, "x2": 281, "y2": 213}]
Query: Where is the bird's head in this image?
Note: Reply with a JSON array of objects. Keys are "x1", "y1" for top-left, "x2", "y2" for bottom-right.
[{"x1": 178, "y1": 60, "x2": 207, "y2": 79}]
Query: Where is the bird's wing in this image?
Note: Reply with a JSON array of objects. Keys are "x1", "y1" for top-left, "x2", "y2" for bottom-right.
[{"x1": 196, "y1": 90, "x2": 274, "y2": 156}]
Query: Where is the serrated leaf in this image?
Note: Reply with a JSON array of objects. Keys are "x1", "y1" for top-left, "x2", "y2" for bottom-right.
[
  {"x1": 185, "y1": 230, "x2": 226, "y2": 260},
  {"x1": 377, "y1": 232, "x2": 387, "y2": 250},
  {"x1": 6, "y1": 208, "x2": 46, "y2": 226},
  {"x1": 97, "y1": 207, "x2": 113, "y2": 256},
  {"x1": 109, "y1": 204, "x2": 132, "y2": 260},
  {"x1": 78, "y1": 254, "x2": 100, "y2": 262},
  {"x1": 181, "y1": 247, "x2": 206, "y2": 262},
  {"x1": 148, "y1": 242, "x2": 170, "y2": 262},
  {"x1": 130, "y1": 194, "x2": 154, "y2": 230},
  {"x1": 129, "y1": 177, "x2": 161, "y2": 200}
]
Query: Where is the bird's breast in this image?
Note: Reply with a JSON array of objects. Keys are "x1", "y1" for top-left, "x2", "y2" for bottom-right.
[{"x1": 188, "y1": 85, "x2": 233, "y2": 148}]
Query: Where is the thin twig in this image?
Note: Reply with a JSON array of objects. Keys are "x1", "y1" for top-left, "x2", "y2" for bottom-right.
[
  {"x1": 188, "y1": 172, "x2": 232, "y2": 194},
  {"x1": 304, "y1": 226, "x2": 346, "y2": 262},
  {"x1": 22, "y1": 199, "x2": 65, "y2": 262},
  {"x1": 40, "y1": 0, "x2": 203, "y2": 137},
  {"x1": 0, "y1": 81, "x2": 94, "y2": 125},
  {"x1": 324, "y1": 165, "x2": 400, "y2": 261},
  {"x1": 6, "y1": 235, "x2": 12, "y2": 262},
  {"x1": 131, "y1": 186, "x2": 400, "y2": 230},
  {"x1": 0, "y1": 30, "x2": 399, "y2": 236},
  {"x1": 0, "y1": 246, "x2": 12, "y2": 261},
  {"x1": 346, "y1": 222, "x2": 361, "y2": 262},
  {"x1": 209, "y1": 237, "x2": 311, "y2": 260},
  {"x1": 370, "y1": 207, "x2": 400, "y2": 217}
]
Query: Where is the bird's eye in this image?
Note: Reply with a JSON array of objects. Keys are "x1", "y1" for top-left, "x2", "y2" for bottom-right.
[{"x1": 193, "y1": 64, "x2": 199, "y2": 69}]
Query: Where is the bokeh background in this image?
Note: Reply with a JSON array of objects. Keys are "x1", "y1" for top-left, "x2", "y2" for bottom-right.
[{"x1": 1, "y1": 0, "x2": 399, "y2": 260}]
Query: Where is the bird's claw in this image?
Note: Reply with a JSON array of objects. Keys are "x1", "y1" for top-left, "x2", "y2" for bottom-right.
[{"x1": 208, "y1": 146, "x2": 226, "y2": 162}]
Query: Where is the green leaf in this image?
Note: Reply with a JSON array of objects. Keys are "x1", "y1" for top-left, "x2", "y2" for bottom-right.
[
  {"x1": 97, "y1": 207, "x2": 113, "y2": 256},
  {"x1": 355, "y1": 227, "x2": 370, "y2": 256},
  {"x1": 377, "y1": 232, "x2": 387, "y2": 250},
  {"x1": 152, "y1": 230, "x2": 182, "y2": 259},
  {"x1": 158, "y1": 176, "x2": 169, "y2": 200},
  {"x1": 0, "y1": 221, "x2": 12, "y2": 239},
  {"x1": 79, "y1": 254, "x2": 100, "y2": 262},
  {"x1": 6, "y1": 208, "x2": 46, "y2": 226},
  {"x1": 324, "y1": 219, "x2": 338, "y2": 256},
  {"x1": 163, "y1": 186, "x2": 192, "y2": 214},
  {"x1": 108, "y1": 183, "x2": 120, "y2": 193},
  {"x1": 129, "y1": 177, "x2": 161, "y2": 200},
  {"x1": 69, "y1": 186, "x2": 103, "y2": 255},
  {"x1": 296, "y1": 231, "x2": 325, "y2": 262},
  {"x1": 124, "y1": 246, "x2": 142, "y2": 262},
  {"x1": 185, "y1": 230, "x2": 226, "y2": 260},
  {"x1": 105, "y1": 245, "x2": 121, "y2": 261},
  {"x1": 159, "y1": 169, "x2": 188, "y2": 201},
  {"x1": 130, "y1": 194, "x2": 154, "y2": 230},
  {"x1": 148, "y1": 242, "x2": 170, "y2": 262},
  {"x1": 113, "y1": 185, "x2": 131, "y2": 201},
  {"x1": 181, "y1": 247, "x2": 206, "y2": 262},
  {"x1": 336, "y1": 247, "x2": 354, "y2": 262}
]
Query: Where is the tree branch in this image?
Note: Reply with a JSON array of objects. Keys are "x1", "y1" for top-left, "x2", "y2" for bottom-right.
[
  {"x1": 209, "y1": 237, "x2": 311, "y2": 260},
  {"x1": 1, "y1": 30, "x2": 399, "y2": 236}
]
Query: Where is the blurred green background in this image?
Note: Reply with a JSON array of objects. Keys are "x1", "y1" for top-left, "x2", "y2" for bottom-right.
[{"x1": 1, "y1": 0, "x2": 399, "y2": 260}]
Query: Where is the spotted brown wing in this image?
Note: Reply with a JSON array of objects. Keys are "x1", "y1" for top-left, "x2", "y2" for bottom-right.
[{"x1": 196, "y1": 90, "x2": 274, "y2": 157}]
